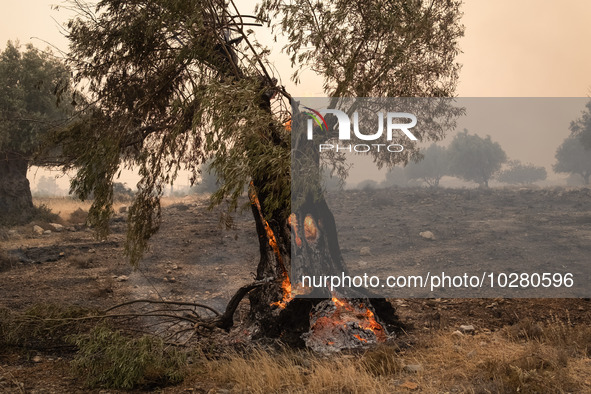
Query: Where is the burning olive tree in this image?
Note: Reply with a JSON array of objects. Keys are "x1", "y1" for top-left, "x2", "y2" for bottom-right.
[{"x1": 56, "y1": 0, "x2": 464, "y2": 346}]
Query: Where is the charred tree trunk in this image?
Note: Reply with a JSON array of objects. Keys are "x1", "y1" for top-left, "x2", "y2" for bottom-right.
[
  {"x1": 245, "y1": 104, "x2": 402, "y2": 348},
  {"x1": 0, "y1": 151, "x2": 34, "y2": 224}
]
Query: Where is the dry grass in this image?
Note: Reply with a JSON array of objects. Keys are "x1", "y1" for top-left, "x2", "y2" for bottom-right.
[
  {"x1": 199, "y1": 347, "x2": 400, "y2": 393},
  {"x1": 32, "y1": 196, "x2": 197, "y2": 224},
  {"x1": 187, "y1": 320, "x2": 591, "y2": 393}
]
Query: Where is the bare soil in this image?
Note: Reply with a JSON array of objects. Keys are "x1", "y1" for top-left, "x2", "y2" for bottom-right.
[{"x1": 0, "y1": 187, "x2": 590, "y2": 392}]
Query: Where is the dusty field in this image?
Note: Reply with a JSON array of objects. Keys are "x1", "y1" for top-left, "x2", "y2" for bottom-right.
[{"x1": 0, "y1": 188, "x2": 590, "y2": 393}]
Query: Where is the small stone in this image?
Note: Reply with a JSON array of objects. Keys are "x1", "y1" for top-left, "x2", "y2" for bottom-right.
[
  {"x1": 459, "y1": 324, "x2": 475, "y2": 334},
  {"x1": 43, "y1": 230, "x2": 52, "y2": 235},
  {"x1": 49, "y1": 223, "x2": 64, "y2": 232},
  {"x1": 360, "y1": 246, "x2": 372, "y2": 256},
  {"x1": 451, "y1": 330, "x2": 464, "y2": 338},
  {"x1": 485, "y1": 302, "x2": 498, "y2": 308},
  {"x1": 33, "y1": 225, "x2": 44, "y2": 235},
  {"x1": 419, "y1": 231, "x2": 436, "y2": 240},
  {"x1": 115, "y1": 275, "x2": 129, "y2": 282},
  {"x1": 32, "y1": 355, "x2": 42, "y2": 363},
  {"x1": 8, "y1": 229, "x2": 17, "y2": 235},
  {"x1": 403, "y1": 364, "x2": 424, "y2": 373},
  {"x1": 67, "y1": 227, "x2": 76, "y2": 232}
]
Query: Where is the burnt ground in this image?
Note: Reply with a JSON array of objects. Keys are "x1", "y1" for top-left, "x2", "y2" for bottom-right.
[{"x1": 0, "y1": 187, "x2": 590, "y2": 392}]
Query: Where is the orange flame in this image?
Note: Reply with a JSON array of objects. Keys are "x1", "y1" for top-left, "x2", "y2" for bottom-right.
[
  {"x1": 289, "y1": 213, "x2": 302, "y2": 248},
  {"x1": 284, "y1": 119, "x2": 292, "y2": 132},
  {"x1": 271, "y1": 272, "x2": 293, "y2": 309},
  {"x1": 331, "y1": 296, "x2": 346, "y2": 307},
  {"x1": 249, "y1": 182, "x2": 293, "y2": 309},
  {"x1": 353, "y1": 334, "x2": 368, "y2": 343},
  {"x1": 320, "y1": 294, "x2": 387, "y2": 342},
  {"x1": 304, "y1": 215, "x2": 318, "y2": 243}
]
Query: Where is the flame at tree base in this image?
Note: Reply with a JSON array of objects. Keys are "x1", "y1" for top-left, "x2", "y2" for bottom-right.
[
  {"x1": 304, "y1": 296, "x2": 387, "y2": 352},
  {"x1": 270, "y1": 273, "x2": 293, "y2": 309}
]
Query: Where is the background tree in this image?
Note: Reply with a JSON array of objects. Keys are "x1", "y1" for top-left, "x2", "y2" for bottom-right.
[
  {"x1": 56, "y1": 0, "x2": 464, "y2": 342},
  {"x1": 357, "y1": 179, "x2": 379, "y2": 191},
  {"x1": 404, "y1": 143, "x2": 448, "y2": 187},
  {"x1": 0, "y1": 42, "x2": 74, "y2": 224},
  {"x1": 381, "y1": 166, "x2": 409, "y2": 188},
  {"x1": 553, "y1": 135, "x2": 591, "y2": 185},
  {"x1": 35, "y1": 175, "x2": 63, "y2": 197},
  {"x1": 113, "y1": 182, "x2": 135, "y2": 202},
  {"x1": 496, "y1": 160, "x2": 547, "y2": 185},
  {"x1": 190, "y1": 159, "x2": 220, "y2": 195},
  {"x1": 447, "y1": 130, "x2": 507, "y2": 188},
  {"x1": 569, "y1": 100, "x2": 591, "y2": 150}
]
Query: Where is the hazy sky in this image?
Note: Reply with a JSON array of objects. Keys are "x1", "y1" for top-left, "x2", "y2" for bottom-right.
[{"x1": 2, "y1": 1, "x2": 590, "y2": 188}]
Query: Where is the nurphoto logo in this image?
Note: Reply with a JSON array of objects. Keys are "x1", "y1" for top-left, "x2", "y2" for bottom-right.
[{"x1": 303, "y1": 107, "x2": 418, "y2": 153}]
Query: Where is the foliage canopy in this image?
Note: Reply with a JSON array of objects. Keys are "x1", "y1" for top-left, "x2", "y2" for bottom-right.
[
  {"x1": 56, "y1": 0, "x2": 464, "y2": 264},
  {"x1": 447, "y1": 130, "x2": 507, "y2": 187},
  {"x1": 496, "y1": 160, "x2": 547, "y2": 185},
  {"x1": 405, "y1": 143, "x2": 448, "y2": 187},
  {"x1": 0, "y1": 42, "x2": 73, "y2": 160},
  {"x1": 570, "y1": 100, "x2": 591, "y2": 150},
  {"x1": 553, "y1": 135, "x2": 591, "y2": 185}
]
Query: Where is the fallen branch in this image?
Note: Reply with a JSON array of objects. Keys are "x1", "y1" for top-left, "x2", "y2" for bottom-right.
[
  {"x1": 103, "y1": 299, "x2": 221, "y2": 316},
  {"x1": 195, "y1": 279, "x2": 270, "y2": 331}
]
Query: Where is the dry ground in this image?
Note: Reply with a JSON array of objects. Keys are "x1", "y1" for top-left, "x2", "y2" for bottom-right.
[{"x1": 0, "y1": 187, "x2": 590, "y2": 393}]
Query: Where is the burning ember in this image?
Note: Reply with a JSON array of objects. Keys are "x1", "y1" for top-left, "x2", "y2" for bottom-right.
[
  {"x1": 303, "y1": 214, "x2": 318, "y2": 243},
  {"x1": 304, "y1": 296, "x2": 387, "y2": 352},
  {"x1": 288, "y1": 213, "x2": 302, "y2": 247}
]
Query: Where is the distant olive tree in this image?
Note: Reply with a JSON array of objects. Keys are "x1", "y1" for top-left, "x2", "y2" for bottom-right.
[
  {"x1": 570, "y1": 100, "x2": 591, "y2": 150},
  {"x1": 0, "y1": 42, "x2": 75, "y2": 223},
  {"x1": 496, "y1": 160, "x2": 547, "y2": 185},
  {"x1": 404, "y1": 143, "x2": 448, "y2": 187},
  {"x1": 113, "y1": 182, "x2": 135, "y2": 202},
  {"x1": 357, "y1": 179, "x2": 379, "y2": 191},
  {"x1": 35, "y1": 175, "x2": 62, "y2": 197},
  {"x1": 381, "y1": 166, "x2": 408, "y2": 188},
  {"x1": 447, "y1": 130, "x2": 507, "y2": 187},
  {"x1": 554, "y1": 135, "x2": 591, "y2": 185},
  {"x1": 190, "y1": 159, "x2": 219, "y2": 194}
]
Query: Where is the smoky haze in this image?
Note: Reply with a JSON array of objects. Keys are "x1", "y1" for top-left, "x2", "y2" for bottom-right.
[
  {"x1": 1, "y1": 1, "x2": 591, "y2": 191},
  {"x1": 312, "y1": 98, "x2": 589, "y2": 187}
]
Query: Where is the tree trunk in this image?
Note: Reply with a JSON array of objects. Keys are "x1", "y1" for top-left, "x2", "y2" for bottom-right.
[
  {"x1": 245, "y1": 107, "x2": 402, "y2": 348},
  {"x1": 0, "y1": 151, "x2": 34, "y2": 224}
]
